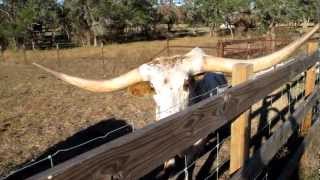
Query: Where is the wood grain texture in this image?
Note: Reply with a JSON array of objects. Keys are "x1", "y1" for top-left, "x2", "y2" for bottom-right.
[
  {"x1": 301, "y1": 66, "x2": 316, "y2": 134},
  {"x1": 27, "y1": 54, "x2": 319, "y2": 180},
  {"x1": 231, "y1": 86, "x2": 320, "y2": 180},
  {"x1": 230, "y1": 64, "x2": 253, "y2": 174},
  {"x1": 301, "y1": 42, "x2": 318, "y2": 134}
]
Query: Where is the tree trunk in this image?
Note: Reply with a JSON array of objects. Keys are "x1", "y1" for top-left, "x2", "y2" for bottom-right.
[
  {"x1": 81, "y1": 38, "x2": 85, "y2": 47},
  {"x1": 32, "y1": 40, "x2": 35, "y2": 50},
  {"x1": 86, "y1": 31, "x2": 91, "y2": 47},
  {"x1": 228, "y1": 25, "x2": 234, "y2": 39},
  {"x1": 93, "y1": 34, "x2": 97, "y2": 47},
  {"x1": 167, "y1": 23, "x2": 171, "y2": 32},
  {"x1": 209, "y1": 24, "x2": 214, "y2": 37},
  {"x1": 10, "y1": 38, "x2": 17, "y2": 50},
  {"x1": 64, "y1": 28, "x2": 70, "y2": 40}
]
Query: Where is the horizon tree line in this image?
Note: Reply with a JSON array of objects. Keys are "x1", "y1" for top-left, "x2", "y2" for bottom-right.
[{"x1": 0, "y1": 0, "x2": 318, "y2": 50}]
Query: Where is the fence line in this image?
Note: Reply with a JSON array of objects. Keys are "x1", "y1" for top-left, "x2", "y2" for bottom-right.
[
  {"x1": 231, "y1": 86, "x2": 320, "y2": 180},
  {"x1": 24, "y1": 51, "x2": 319, "y2": 180}
]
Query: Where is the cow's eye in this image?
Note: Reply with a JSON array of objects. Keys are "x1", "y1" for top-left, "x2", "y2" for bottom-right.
[{"x1": 164, "y1": 78, "x2": 168, "y2": 84}]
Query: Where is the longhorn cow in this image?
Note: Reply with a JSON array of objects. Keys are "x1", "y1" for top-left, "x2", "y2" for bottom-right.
[
  {"x1": 33, "y1": 24, "x2": 319, "y2": 179},
  {"x1": 33, "y1": 48, "x2": 229, "y2": 120},
  {"x1": 33, "y1": 24, "x2": 318, "y2": 119}
]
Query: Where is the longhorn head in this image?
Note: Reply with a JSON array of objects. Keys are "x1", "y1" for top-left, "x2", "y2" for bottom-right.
[{"x1": 33, "y1": 25, "x2": 319, "y2": 120}]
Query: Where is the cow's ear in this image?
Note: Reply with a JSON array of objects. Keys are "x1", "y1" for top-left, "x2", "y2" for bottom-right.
[{"x1": 127, "y1": 82, "x2": 155, "y2": 97}]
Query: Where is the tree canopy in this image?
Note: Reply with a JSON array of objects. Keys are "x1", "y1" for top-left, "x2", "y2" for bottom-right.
[{"x1": 0, "y1": 0, "x2": 318, "y2": 49}]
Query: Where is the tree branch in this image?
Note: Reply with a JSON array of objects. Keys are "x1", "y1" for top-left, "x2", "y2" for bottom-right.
[{"x1": 0, "y1": 8, "x2": 13, "y2": 21}]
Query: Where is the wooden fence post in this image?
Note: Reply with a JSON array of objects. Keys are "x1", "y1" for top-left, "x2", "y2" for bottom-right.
[
  {"x1": 217, "y1": 40, "x2": 224, "y2": 57},
  {"x1": 301, "y1": 41, "x2": 318, "y2": 134},
  {"x1": 230, "y1": 63, "x2": 253, "y2": 174},
  {"x1": 56, "y1": 43, "x2": 61, "y2": 67}
]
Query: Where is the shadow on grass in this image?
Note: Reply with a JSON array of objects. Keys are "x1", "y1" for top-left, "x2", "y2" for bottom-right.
[{"x1": 3, "y1": 118, "x2": 132, "y2": 180}]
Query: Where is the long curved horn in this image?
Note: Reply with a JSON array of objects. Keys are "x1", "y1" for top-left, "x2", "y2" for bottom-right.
[
  {"x1": 203, "y1": 24, "x2": 320, "y2": 73},
  {"x1": 33, "y1": 63, "x2": 144, "y2": 92}
]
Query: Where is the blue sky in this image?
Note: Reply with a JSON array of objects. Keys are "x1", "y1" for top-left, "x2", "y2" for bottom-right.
[{"x1": 57, "y1": 0, "x2": 64, "y2": 4}]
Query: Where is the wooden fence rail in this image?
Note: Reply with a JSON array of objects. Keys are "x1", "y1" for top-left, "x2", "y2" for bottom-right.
[
  {"x1": 27, "y1": 50, "x2": 319, "y2": 179},
  {"x1": 231, "y1": 86, "x2": 320, "y2": 180}
]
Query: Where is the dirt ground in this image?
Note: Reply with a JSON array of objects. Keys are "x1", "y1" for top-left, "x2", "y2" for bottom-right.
[{"x1": 0, "y1": 35, "x2": 222, "y2": 177}]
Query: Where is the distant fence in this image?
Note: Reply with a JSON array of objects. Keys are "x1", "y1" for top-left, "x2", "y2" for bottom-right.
[
  {"x1": 24, "y1": 42, "x2": 78, "y2": 50},
  {"x1": 217, "y1": 37, "x2": 291, "y2": 58},
  {"x1": 18, "y1": 39, "x2": 319, "y2": 179},
  {"x1": 148, "y1": 37, "x2": 293, "y2": 61}
]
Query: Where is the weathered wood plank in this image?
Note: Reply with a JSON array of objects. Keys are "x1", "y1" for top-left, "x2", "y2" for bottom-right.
[
  {"x1": 231, "y1": 86, "x2": 320, "y2": 180},
  {"x1": 27, "y1": 54, "x2": 319, "y2": 180},
  {"x1": 301, "y1": 42, "x2": 318, "y2": 134},
  {"x1": 230, "y1": 63, "x2": 253, "y2": 174}
]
